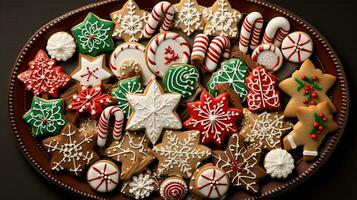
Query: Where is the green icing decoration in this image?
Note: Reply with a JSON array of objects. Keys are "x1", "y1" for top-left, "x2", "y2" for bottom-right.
[
  {"x1": 71, "y1": 12, "x2": 114, "y2": 56},
  {"x1": 162, "y1": 64, "x2": 199, "y2": 100},
  {"x1": 111, "y1": 76, "x2": 144, "y2": 118},
  {"x1": 23, "y1": 97, "x2": 67, "y2": 138},
  {"x1": 207, "y1": 58, "x2": 249, "y2": 101}
]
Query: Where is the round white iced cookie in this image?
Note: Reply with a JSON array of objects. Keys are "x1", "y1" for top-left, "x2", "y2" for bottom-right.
[
  {"x1": 160, "y1": 176, "x2": 188, "y2": 200},
  {"x1": 46, "y1": 31, "x2": 76, "y2": 61},
  {"x1": 264, "y1": 149, "x2": 294, "y2": 179},
  {"x1": 145, "y1": 32, "x2": 190, "y2": 77},
  {"x1": 110, "y1": 42, "x2": 155, "y2": 86},
  {"x1": 195, "y1": 167, "x2": 229, "y2": 199},
  {"x1": 87, "y1": 160, "x2": 120, "y2": 193},
  {"x1": 281, "y1": 31, "x2": 313, "y2": 63},
  {"x1": 251, "y1": 43, "x2": 283, "y2": 72}
]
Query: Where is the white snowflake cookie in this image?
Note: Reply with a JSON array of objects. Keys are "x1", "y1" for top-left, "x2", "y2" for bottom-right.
[
  {"x1": 173, "y1": 0, "x2": 205, "y2": 36},
  {"x1": 46, "y1": 31, "x2": 76, "y2": 61},
  {"x1": 121, "y1": 170, "x2": 159, "y2": 199},
  {"x1": 264, "y1": 148, "x2": 295, "y2": 179}
]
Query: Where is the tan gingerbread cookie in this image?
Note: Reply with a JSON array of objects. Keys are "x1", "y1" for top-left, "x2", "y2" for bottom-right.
[
  {"x1": 173, "y1": 0, "x2": 205, "y2": 36},
  {"x1": 117, "y1": 60, "x2": 141, "y2": 80}
]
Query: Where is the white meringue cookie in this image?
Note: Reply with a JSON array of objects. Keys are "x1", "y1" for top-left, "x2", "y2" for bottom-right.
[
  {"x1": 46, "y1": 31, "x2": 76, "y2": 61},
  {"x1": 264, "y1": 148, "x2": 294, "y2": 179}
]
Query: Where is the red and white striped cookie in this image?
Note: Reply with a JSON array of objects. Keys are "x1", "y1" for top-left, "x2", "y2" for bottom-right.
[
  {"x1": 191, "y1": 34, "x2": 209, "y2": 64},
  {"x1": 160, "y1": 176, "x2": 188, "y2": 200},
  {"x1": 281, "y1": 31, "x2": 313, "y2": 63},
  {"x1": 97, "y1": 106, "x2": 124, "y2": 147},
  {"x1": 239, "y1": 11, "x2": 264, "y2": 54},
  {"x1": 143, "y1": 1, "x2": 175, "y2": 38},
  {"x1": 145, "y1": 32, "x2": 190, "y2": 77},
  {"x1": 251, "y1": 43, "x2": 283, "y2": 72},
  {"x1": 203, "y1": 35, "x2": 231, "y2": 72},
  {"x1": 87, "y1": 160, "x2": 120, "y2": 193},
  {"x1": 110, "y1": 42, "x2": 155, "y2": 86},
  {"x1": 263, "y1": 17, "x2": 290, "y2": 47}
]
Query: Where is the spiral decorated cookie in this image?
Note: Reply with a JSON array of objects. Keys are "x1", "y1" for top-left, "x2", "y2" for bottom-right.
[
  {"x1": 160, "y1": 176, "x2": 188, "y2": 200},
  {"x1": 264, "y1": 149, "x2": 294, "y2": 179},
  {"x1": 87, "y1": 160, "x2": 120, "y2": 193},
  {"x1": 110, "y1": 42, "x2": 155, "y2": 85},
  {"x1": 251, "y1": 43, "x2": 283, "y2": 71},
  {"x1": 281, "y1": 31, "x2": 313, "y2": 63},
  {"x1": 162, "y1": 64, "x2": 199, "y2": 100},
  {"x1": 46, "y1": 32, "x2": 76, "y2": 61},
  {"x1": 145, "y1": 32, "x2": 190, "y2": 77},
  {"x1": 190, "y1": 163, "x2": 229, "y2": 199}
]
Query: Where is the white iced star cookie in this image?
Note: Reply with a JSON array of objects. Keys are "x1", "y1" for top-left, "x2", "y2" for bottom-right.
[
  {"x1": 126, "y1": 80, "x2": 182, "y2": 144},
  {"x1": 264, "y1": 149, "x2": 294, "y2": 179},
  {"x1": 71, "y1": 54, "x2": 112, "y2": 87},
  {"x1": 173, "y1": 0, "x2": 205, "y2": 36}
]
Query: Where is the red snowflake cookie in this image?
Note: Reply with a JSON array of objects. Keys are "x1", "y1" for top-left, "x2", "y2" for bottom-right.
[
  {"x1": 183, "y1": 90, "x2": 242, "y2": 146},
  {"x1": 245, "y1": 67, "x2": 280, "y2": 112},
  {"x1": 17, "y1": 49, "x2": 71, "y2": 97}
]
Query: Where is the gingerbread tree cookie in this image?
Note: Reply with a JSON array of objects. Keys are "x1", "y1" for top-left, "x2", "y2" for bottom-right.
[
  {"x1": 279, "y1": 59, "x2": 336, "y2": 117},
  {"x1": 42, "y1": 122, "x2": 99, "y2": 176},
  {"x1": 152, "y1": 130, "x2": 211, "y2": 178},
  {"x1": 282, "y1": 101, "x2": 338, "y2": 161},
  {"x1": 212, "y1": 134, "x2": 266, "y2": 194},
  {"x1": 173, "y1": 0, "x2": 205, "y2": 36},
  {"x1": 110, "y1": 0, "x2": 148, "y2": 42}
]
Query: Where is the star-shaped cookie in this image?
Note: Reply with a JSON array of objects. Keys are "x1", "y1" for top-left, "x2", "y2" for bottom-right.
[
  {"x1": 173, "y1": 0, "x2": 205, "y2": 36},
  {"x1": 212, "y1": 134, "x2": 266, "y2": 194},
  {"x1": 279, "y1": 59, "x2": 336, "y2": 117},
  {"x1": 105, "y1": 132, "x2": 155, "y2": 180},
  {"x1": 42, "y1": 122, "x2": 99, "y2": 176},
  {"x1": 240, "y1": 108, "x2": 293, "y2": 150},
  {"x1": 71, "y1": 54, "x2": 112, "y2": 87},
  {"x1": 126, "y1": 80, "x2": 182, "y2": 144},
  {"x1": 283, "y1": 101, "x2": 338, "y2": 161},
  {"x1": 183, "y1": 90, "x2": 242, "y2": 146},
  {"x1": 110, "y1": 0, "x2": 148, "y2": 42},
  {"x1": 152, "y1": 130, "x2": 211, "y2": 178}
]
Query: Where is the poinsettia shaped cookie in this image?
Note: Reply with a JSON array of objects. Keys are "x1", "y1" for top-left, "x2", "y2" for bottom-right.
[
  {"x1": 184, "y1": 90, "x2": 242, "y2": 146},
  {"x1": 279, "y1": 59, "x2": 336, "y2": 117},
  {"x1": 283, "y1": 101, "x2": 338, "y2": 161},
  {"x1": 17, "y1": 49, "x2": 70, "y2": 97},
  {"x1": 71, "y1": 12, "x2": 115, "y2": 56}
]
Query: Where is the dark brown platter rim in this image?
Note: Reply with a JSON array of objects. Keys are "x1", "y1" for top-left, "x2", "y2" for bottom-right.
[{"x1": 7, "y1": 0, "x2": 350, "y2": 199}]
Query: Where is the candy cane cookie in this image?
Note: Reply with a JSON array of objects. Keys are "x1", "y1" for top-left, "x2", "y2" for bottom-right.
[
  {"x1": 263, "y1": 16, "x2": 290, "y2": 47},
  {"x1": 281, "y1": 31, "x2": 313, "y2": 63},
  {"x1": 251, "y1": 43, "x2": 283, "y2": 71},
  {"x1": 203, "y1": 35, "x2": 231, "y2": 72},
  {"x1": 97, "y1": 106, "x2": 124, "y2": 147},
  {"x1": 239, "y1": 12, "x2": 264, "y2": 54},
  {"x1": 143, "y1": 1, "x2": 175, "y2": 38},
  {"x1": 190, "y1": 34, "x2": 209, "y2": 65}
]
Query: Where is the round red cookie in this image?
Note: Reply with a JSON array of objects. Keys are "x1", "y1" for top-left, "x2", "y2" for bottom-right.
[
  {"x1": 87, "y1": 160, "x2": 120, "y2": 193},
  {"x1": 281, "y1": 31, "x2": 313, "y2": 63},
  {"x1": 159, "y1": 176, "x2": 188, "y2": 200}
]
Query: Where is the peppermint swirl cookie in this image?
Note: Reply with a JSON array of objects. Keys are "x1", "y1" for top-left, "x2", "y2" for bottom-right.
[{"x1": 160, "y1": 176, "x2": 188, "y2": 200}]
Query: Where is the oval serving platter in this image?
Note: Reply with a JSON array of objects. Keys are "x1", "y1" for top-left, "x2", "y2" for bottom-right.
[{"x1": 8, "y1": 0, "x2": 350, "y2": 199}]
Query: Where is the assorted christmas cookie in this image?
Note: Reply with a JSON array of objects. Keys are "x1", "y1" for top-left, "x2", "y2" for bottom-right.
[
  {"x1": 208, "y1": 58, "x2": 249, "y2": 101},
  {"x1": 71, "y1": 12, "x2": 114, "y2": 56},
  {"x1": 17, "y1": 49, "x2": 71, "y2": 97},
  {"x1": 126, "y1": 80, "x2": 182, "y2": 144},
  {"x1": 152, "y1": 130, "x2": 211, "y2": 178},
  {"x1": 281, "y1": 31, "x2": 313, "y2": 63},
  {"x1": 116, "y1": 60, "x2": 141, "y2": 80},
  {"x1": 110, "y1": 42, "x2": 155, "y2": 85},
  {"x1": 110, "y1": 0, "x2": 149, "y2": 42},
  {"x1": 105, "y1": 132, "x2": 154, "y2": 180},
  {"x1": 189, "y1": 163, "x2": 229, "y2": 199},
  {"x1": 145, "y1": 32, "x2": 190, "y2": 77},
  {"x1": 160, "y1": 176, "x2": 188, "y2": 200},
  {"x1": 202, "y1": 0, "x2": 242, "y2": 37},
  {"x1": 87, "y1": 160, "x2": 120, "y2": 193},
  {"x1": 67, "y1": 85, "x2": 115, "y2": 118},
  {"x1": 251, "y1": 43, "x2": 283, "y2": 72},
  {"x1": 246, "y1": 67, "x2": 281, "y2": 112},
  {"x1": 121, "y1": 170, "x2": 160, "y2": 199},
  {"x1": 184, "y1": 90, "x2": 242, "y2": 146},
  {"x1": 212, "y1": 134, "x2": 266, "y2": 193},
  {"x1": 46, "y1": 31, "x2": 76, "y2": 61},
  {"x1": 42, "y1": 122, "x2": 99, "y2": 176},
  {"x1": 173, "y1": 0, "x2": 205, "y2": 36},
  {"x1": 240, "y1": 109, "x2": 293, "y2": 150},
  {"x1": 283, "y1": 101, "x2": 338, "y2": 161},
  {"x1": 264, "y1": 149, "x2": 294, "y2": 179},
  {"x1": 71, "y1": 54, "x2": 112, "y2": 87},
  {"x1": 162, "y1": 64, "x2": 200, "y2": 100},
  {"x1": 278, "y1": 59, "x2": 336, "y2": 117},
  {"x1": 111, "y1": 76, "x2": 144, "y2": 118},
  {"x1": 23, "y1": 97, "x2": 67, "y2": 138}
]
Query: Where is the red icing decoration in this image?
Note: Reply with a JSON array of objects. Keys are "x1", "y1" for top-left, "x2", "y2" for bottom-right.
[
  {"x1": 164, "y1": 46, "x2": 179, "y2": 64},
  {"x1": 183, "y1": 91, "x2": 242, "y2": 146},
  {"x1": 17, "y1": 49, "x2": 71, "y2": 97},
  {"x1": 245, "y1": 67, "x2": 281, "y2": 112}
]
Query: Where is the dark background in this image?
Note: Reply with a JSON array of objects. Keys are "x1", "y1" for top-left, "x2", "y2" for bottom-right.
[{"x1": 1, "y1": 0, "x2": 356, "y2": 199}]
